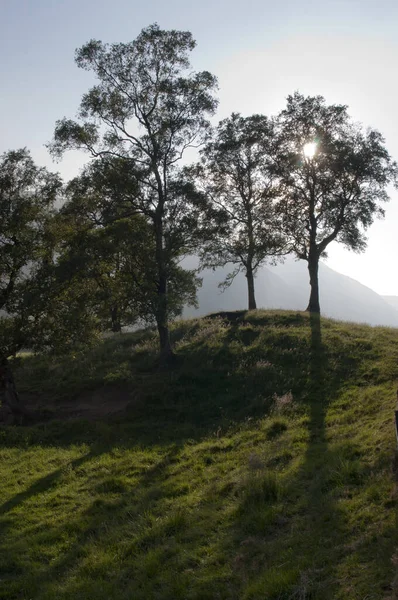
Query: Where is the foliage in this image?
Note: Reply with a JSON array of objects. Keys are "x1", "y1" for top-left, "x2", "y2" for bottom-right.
[
  {"x1": 276, "y1": 92, "x2": 398, "y2": 312},
  {"x1": 0, "y1": 148, "x2": 61, "y2": 312},
  {"x1": 2, "y1": 208, "x2": 102, "y2": 357},
  {"x1": 196, "y1": 113, "x2": 286, "y2": 309},
  {"x1": 49, "y1": 23, "x2": 218, "y2": 355},
  {"x1": 0, "y1": 148, "x2": 61, "y2": 357},
  {"x1": 57, "y1": 160, "x2": 201, "y2": 332}
]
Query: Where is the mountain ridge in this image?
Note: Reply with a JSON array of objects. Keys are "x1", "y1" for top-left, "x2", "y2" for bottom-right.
[{"x1": 382, "y1": 295, "x2": 398, "y2": 311}]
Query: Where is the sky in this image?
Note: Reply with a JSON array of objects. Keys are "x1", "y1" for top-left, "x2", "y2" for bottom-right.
[{"x1": 1, "y1": 0, "x2": 398, "y2": 295}]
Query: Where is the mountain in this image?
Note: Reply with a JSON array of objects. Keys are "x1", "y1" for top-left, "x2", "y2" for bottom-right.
[
  {"x1": 183, "y1": 255, "x2": 398, "y2": 327},
  {"x1": 382, "y1": 295, "x2": 398, "y2": 311}
]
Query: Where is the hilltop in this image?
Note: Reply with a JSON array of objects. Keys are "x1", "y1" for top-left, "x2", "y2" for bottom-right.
[
  {"x1": 1, "y1": 311, "x2": 398, "y2": 599},
  {"x1": 183, "y1": 256, "x2": 398, "y2": 328}
]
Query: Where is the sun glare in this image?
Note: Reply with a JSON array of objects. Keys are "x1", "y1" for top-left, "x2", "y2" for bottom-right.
[{"x1": 303, "y1": 142, "x2": 317, "y2": 159}]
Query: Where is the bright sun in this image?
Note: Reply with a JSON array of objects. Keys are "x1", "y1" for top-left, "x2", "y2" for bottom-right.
[{"x1": 303, "y1": 142, "x2": 317, "y2": 159}]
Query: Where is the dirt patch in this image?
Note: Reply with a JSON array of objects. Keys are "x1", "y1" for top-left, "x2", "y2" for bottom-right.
[{"x1": 17, "y1": 387, "x2": 134, "y2": 423}]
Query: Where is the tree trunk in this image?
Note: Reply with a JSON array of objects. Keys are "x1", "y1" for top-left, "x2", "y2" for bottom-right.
[
  {"x1": 245, "y1": 207, "x2": 257, "y2": 311},
  {"x1": 152, "y1": 165, "x2": 173, "y2": 363},
  {"x1": 306, "y1": 255, "x2": 321, "y2": 314},
  {"x1": 110, "y1": 306, "x2": 121, "y2": 333},
  {"x1": 154, "y1": 216, "x2": 173, "y2": 362},
  {"x1": 246, "y1": 265, "x2": 257, "y2": 310},
  {"x1": 0, "y1": 356, "x2": 26, "y2": 425},
  {"x1": 157, "y1": 320, "x2": 173, "y2": 361},
  {"x1": 156, "y1": 274, "x2": 173, "y2": 363}
]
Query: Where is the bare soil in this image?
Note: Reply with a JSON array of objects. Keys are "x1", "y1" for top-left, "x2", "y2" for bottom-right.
[{"x1": 4, "y1": 387, "x2": 134, "y2": 424}]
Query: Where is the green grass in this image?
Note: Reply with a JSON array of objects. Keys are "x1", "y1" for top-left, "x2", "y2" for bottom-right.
[{"x1": 1, "y1": 310, "x2": 398, "y2": 599}]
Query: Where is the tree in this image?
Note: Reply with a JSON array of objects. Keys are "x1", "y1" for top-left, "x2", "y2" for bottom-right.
[
  {"x1": 49, "y1": 24, "x2": 218, "y2": 360},
  {"x1": 56, "y1": 169, "x2": 200, "y2": 335},
  {"x1": 196, "y1": 113, "x2": 286, "y2": 310},
  {"x1": 0, "y1": 148, "x2": 61, "y2": 421},
  {"x1": 57, "y1": 183, "x2": 151, "y2": 334},
  {"x1": 276, "y1": 93, "x2": 398, "y2": 314}
]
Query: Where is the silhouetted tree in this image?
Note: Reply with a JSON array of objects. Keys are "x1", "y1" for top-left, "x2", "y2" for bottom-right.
[
  {"x1": 49, "y1": 24, "x2": 218, "y2": 360},
  {"x1": 55, "y1": 171, "x2": 200, "y2": 336},
  {"x1": 195, "y1": 113, "x2": 286, "y2": 310},
  {"x1": 0, "y1": 149, "x2": 61, "y2": 421},
  {"x1": 276, "y1": 93, "x2": 398, "y2": 314}
]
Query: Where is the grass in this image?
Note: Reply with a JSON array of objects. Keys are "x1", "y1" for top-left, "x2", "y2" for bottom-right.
[{"x1": 1, "y1": 310, "x2": 398, "y2": 599}]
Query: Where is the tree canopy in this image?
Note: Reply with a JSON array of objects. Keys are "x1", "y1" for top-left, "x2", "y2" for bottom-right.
[
  {"x1": 0, "y1": 148, "x2": 61, "y2": 355},
  {"x1": 196, "y1": 113, "x2": 286, "y2": 310},
  {"x1": 0, "y1": 149, "x2": 61, "y2": 421},
  {"x1": 49, "y1": 23, "x2": 218, "y2": 359},
  {"x1": 276, "y1": 92, "x2": 398, "y2": 313}
]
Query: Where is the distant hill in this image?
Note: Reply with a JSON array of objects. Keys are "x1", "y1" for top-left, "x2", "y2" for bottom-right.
[
  {"x1": 183, "y1": 255, "x2": 398, "y2": 327},
  {"x1": 382, "y1": 295, "x2": 398, "y2": 311}
]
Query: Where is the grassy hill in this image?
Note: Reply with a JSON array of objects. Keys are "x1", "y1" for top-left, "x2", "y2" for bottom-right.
[{"x1": 1, "y1": 310, "x2": 398, "y2": 599}]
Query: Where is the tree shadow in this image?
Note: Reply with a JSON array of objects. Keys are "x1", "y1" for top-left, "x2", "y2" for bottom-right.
[
  {"x1": 308, "y1": 311, "x2": 326, "y2": 442},
  {"x1": 230, "y1": 312, "x2": 377, "y2": 597},
  {"x1": 281, "y1": 312, "x2": 395, "y2": 598},
  {"x1": 296, "y1": 312, "x2": 345, "y2": 595},
  {"x1": 226, "y1": 312, "x2": 350, "y2": 597},
  {"x1": 0, "y1": 447, "x2": 106, "y2": 518},
  {"x1": 0, "y1": 444, "x2": 188, "y2": 599},
  {"x1": 1, "y1": 311, "x2": 397, "y2": 598}
]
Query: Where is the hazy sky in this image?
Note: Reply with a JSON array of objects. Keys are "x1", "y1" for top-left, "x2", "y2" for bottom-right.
[{"x1": 2, "y1": 0, "x2": 398, "y2": 294}]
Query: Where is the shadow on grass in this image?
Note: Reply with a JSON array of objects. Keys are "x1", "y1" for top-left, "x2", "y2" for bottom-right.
[
  {"x1": 0, "y1": 451, "x2": 94, "y2": 517},
  {"x1": 0, "y1": 444, "x2": 184, "y2": 600},
  {"x1": 236, "y1": 312, "x2": 384, "y2": 598},
  {"x1": 295, "y1": 312, "x2": 345, "y2": 597},
  {"x1": 1, "y1": 311, "x2": 397, "y2": 599},
  {"x1": 236, "y1": 312, "x2": 348, "y2": 598}
]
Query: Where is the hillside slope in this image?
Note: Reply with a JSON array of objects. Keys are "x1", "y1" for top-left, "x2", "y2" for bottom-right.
[
  {"x1": 384, "y1": 296, "x2": 398, "y2": 312},
  {"x1": 1, "y1": 311, "x2": 398, "y2": 600}
]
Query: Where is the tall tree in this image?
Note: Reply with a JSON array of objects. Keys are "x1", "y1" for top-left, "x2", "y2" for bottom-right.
[
  {"x1": 196, "y1": 113, "x2": 286, "y2": 310},
  {"x1": 0, "y1": 148, "x2": 61, "y2": 421},
  {"x1": 49, "y1": 24, "x2": 218, "y2": 360},
  {"x1": 276, "y1": 93, "x2": 398, "y2": 314}
]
